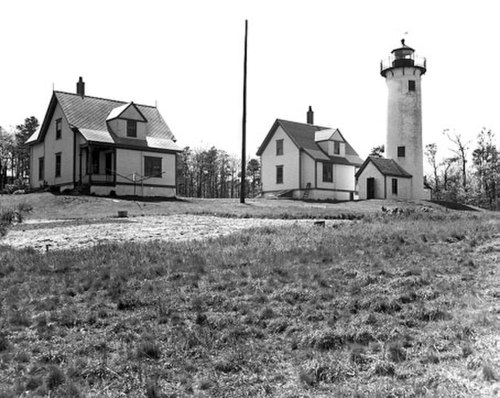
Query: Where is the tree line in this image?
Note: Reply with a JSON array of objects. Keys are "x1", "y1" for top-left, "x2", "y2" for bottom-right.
[
  {"x1": 0, "y1": 116, "x2": 39, "y2": 192},
  {"x1": 370, "y1": 128, "x2": 500, "y2": 210},
  {"x1": 176, "y1": 146, "x2": 261, "y2": 198}
]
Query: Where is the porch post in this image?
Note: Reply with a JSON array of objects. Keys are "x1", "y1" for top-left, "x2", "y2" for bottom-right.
[
  {"x1": 113, "y1": 148, "x2": 117, "y2": 185},
  {"x1": 88, "y1": 145, "x2": 92, "y2": 185}
]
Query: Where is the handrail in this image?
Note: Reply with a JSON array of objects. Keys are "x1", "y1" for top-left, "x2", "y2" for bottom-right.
[{"x1": 380, "y1": 53, "x2": 426, "y2": 72}]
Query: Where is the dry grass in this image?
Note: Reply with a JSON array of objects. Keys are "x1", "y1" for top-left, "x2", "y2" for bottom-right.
[{"x1": 0, "y1": 195, "x2": 499, "y2": 396}]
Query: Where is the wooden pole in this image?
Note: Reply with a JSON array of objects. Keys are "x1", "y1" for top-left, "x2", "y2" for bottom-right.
[{"x1": 240, "y1": 20, "x2": 248, "y2": 204}]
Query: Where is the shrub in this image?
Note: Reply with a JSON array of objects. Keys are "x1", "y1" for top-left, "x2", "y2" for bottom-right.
[
  {"x1": 45, "y1": 366, "x2": 65, "y2": 390},
  {"x1": 25, "y1": 376, "x2": 43, "y2": 391},
  {"x1": 306, "y1": 328, "x2": 344, "y2": 351},
  {"x1": 136, "y1": 340, "x2": 162, "y2": 360},
  {"x1": 0, "y1": 332, "x2": 8, "y2": 352},
  {"x1": 145, "y1": 380, "x2": 162, "y2": 398},
  {"x1": 483, "y1": 363, "x2": 498, "y2": 381},
  {"x1": 386, "y1": 341, "x2": 406, "y2": 363},
  {"x1": 372, "y1": 361, "x2": 395, "y2": 376}
]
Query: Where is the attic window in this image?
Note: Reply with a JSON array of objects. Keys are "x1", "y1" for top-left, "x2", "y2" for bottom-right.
[
  {"x1": 333, "y1": 141, "x2": 340, "y2": 155},
  {"x1": 276, "y1": 139, "x2": 284, "y2": 156},
  {"x1": 127, "y1": 120, "x2": 137, "y2": 137},
  {"x1": 408, "y1": 80, "x2": 416, "y2": 91},
  {"x1": 55, "y1": 119, "x2": 62, "y2": 140},
  {"x1": 397, "y1": 146, "x2": 406, "y2": 157}
]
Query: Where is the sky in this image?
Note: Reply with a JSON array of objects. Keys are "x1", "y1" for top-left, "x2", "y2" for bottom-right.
[{"x1": 2, "y1": 0, "x2": 500, "y2": 165}]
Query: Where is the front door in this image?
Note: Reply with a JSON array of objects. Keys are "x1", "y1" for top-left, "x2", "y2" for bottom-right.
[{"x1": 367, "y1": 178, "x2": 375, "y2": 199}]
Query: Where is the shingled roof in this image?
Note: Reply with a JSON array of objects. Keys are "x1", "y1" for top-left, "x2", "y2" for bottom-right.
[
  {"x1": 27, "y1": 91, "x2": 180, "y2": 152},
  {"x1": 256, "y1": 119, "x2": 363, "y2": 166},
  {"x1": 355, "y1": 156, "x2": 412, "y2": 179}
]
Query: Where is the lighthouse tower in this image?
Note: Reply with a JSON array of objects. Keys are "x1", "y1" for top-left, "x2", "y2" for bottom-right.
[{"x1": 381, "y1": 39, "x2": 426, "y2": 199}]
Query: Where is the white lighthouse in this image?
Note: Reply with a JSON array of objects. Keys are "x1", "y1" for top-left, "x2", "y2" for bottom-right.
[{"x1": 381, "y1": 39, "x2": 427, "y2": 199}]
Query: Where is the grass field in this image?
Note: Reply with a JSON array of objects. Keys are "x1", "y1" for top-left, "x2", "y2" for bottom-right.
[{"x1": 0, "y1": 194, "x2": 499, "y2": 397}]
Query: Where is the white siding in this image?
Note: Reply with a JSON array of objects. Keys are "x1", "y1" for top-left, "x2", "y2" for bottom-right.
[
  {"x1": 260, "y1": 126, "x2": 299, "y2": 192},
  {"x1": 115, "y1": 148, "x2": 176, "y2": 188},
  {"x1": 119, "y1": 105, "x2": 145, "y2": 121},
  {"x1": 91, "y1": 185, "x2": 176, "y2": 197},
  {"x1": 357, "y1": 162, "x2": 385, "y2": 199},
  {"x1": 300, "y1": 152, "x2": 315, "y2": 189},
  {"x1": 31, "y1": 103, "x2": 75, "y2": 188},
  {"x1": 30, "y1": 143, "x2": 45, "y2": 188},
  {"x1": 386, "y1": 177, "x2": 412, "y2": 200},
  {"x1": 316, "y1": 163, "x2": 356, "y2": 191},
  {"x1": 334, "y1": 164, "x2": 355, "y2": 190}
]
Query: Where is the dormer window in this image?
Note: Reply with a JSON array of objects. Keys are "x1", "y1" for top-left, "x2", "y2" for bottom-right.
[
  {"x1": 127, "y1": 120, "x2": 137, "y2": 137},
  {"x1": 333, "y1": 141, "x2": 340, "y2": 155}
]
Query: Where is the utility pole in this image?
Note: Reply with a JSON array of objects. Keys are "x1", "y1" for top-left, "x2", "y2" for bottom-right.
[{"x1": 240, "y1": 20, "x2": 248, "y2": 204}]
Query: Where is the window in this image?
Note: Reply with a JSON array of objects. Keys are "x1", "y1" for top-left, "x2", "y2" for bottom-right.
[
  {"x1": 392, "y1": 178, "x2": 398, "y2": 195},
  {"x1": 397, "y1": 146, "x2": 406, "y2": 157},
  {"x1": 55, "y1": 153, "x2": 61, "y2": 177},
  {"x1": 38, "y1": 157, "x2": 44, "y2": 181},
  {"x1": 127, "y1": 120, "x2": 137, "y2": 137},
  {"x1": 408, "y1": 80, "x2": 416, "y2": 91},
  {"x1": 333, "y1": 141, "x2": 340, "y2": 155},
  {"x1": 276, "y1": 139, "x2": 284, "y2": 156},
  {"x1": 55, "y1": 119, "x2": 62, "y2": 140},
  {"x1": 276, "y1": 165, "x2": 283, "y2": 184},
  {"x1": 144, "y1": 156, "x2": 162, "y2": 177},
  {"x1": 322, "y1": 162, "x2": 333, "y2": 182}
]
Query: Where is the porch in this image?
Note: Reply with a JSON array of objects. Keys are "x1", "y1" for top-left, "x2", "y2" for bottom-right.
[{"x1": 79, "y1": 144, "x2": 116, "y2": 187}]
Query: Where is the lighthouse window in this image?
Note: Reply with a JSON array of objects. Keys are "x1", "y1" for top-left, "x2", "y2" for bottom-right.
[
  {"x1": 408, "y1": 80, "x2": 416, "y2": 91},
  {"x1": 397, "y1": 146, "x2": 406, "y2": 157}
]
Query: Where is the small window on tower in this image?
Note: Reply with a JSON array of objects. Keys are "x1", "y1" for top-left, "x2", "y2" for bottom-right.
[
  {"x1": 397, "y1": 146, "x2": 406, "y2": 157},
  {"x1": 408, "y1": 80, "x2": 416, "y2": 91}
]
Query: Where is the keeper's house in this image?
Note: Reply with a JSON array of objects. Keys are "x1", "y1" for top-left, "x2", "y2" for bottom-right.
[
  {"x1": 27, "y1": 77, "x2": 181, "y2": 197},
  {"x1": 257, "y1": 107, "x2": 363, "y2": 200}
]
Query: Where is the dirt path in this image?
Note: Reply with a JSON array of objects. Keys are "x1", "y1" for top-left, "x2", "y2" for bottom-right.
[{"x1": 1, "y1": 215, "x2": 341, "y2": 252}]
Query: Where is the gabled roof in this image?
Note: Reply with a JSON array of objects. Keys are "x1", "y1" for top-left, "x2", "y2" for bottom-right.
[
  {"x1": 256, "y1": 119, "x2": 363, "y2": 166},
  {"x1": 27, "y1": 91, "x2": 180, "y2": 152},
  {"x1": 106, "y1": 102, "x2": 147, "y2": 122},
  {"x1": 355, "y1": 156, "x2": 412, "y2": 179}
]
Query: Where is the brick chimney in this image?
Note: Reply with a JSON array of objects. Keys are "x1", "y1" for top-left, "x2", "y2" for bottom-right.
[
  {"x1": 307, "y1": 106, "x2": 314, "y2": 124},
  {"x1": 76, "y1": 77, "x2": 85, "y2": 97}
]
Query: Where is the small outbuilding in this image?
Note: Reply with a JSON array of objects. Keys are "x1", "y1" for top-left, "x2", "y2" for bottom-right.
[{"x1": 355, "y1": 156, "x2": 412, "y2": 200}]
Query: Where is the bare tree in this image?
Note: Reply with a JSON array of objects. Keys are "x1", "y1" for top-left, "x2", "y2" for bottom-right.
[
  {"x1": 424, "y1": 143, "x2": 439, "y2": 197},
  {"x1": 444, "y1": 129, "x2": 469, "y2": 191}
]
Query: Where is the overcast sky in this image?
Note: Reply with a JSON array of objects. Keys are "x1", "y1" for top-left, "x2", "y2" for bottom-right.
[{"x1": 2, "y1": 0, "x2": 500, "y2": 164}]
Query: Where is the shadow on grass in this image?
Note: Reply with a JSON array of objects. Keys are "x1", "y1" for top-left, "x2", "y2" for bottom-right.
[{"x1": 429, "y1": 200, "x2": 479, "y2": 212}]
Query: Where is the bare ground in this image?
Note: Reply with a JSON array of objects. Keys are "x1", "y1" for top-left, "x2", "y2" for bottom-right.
[{"x1": 2, "y1": 215, "x2": 345, "y2": 252}]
